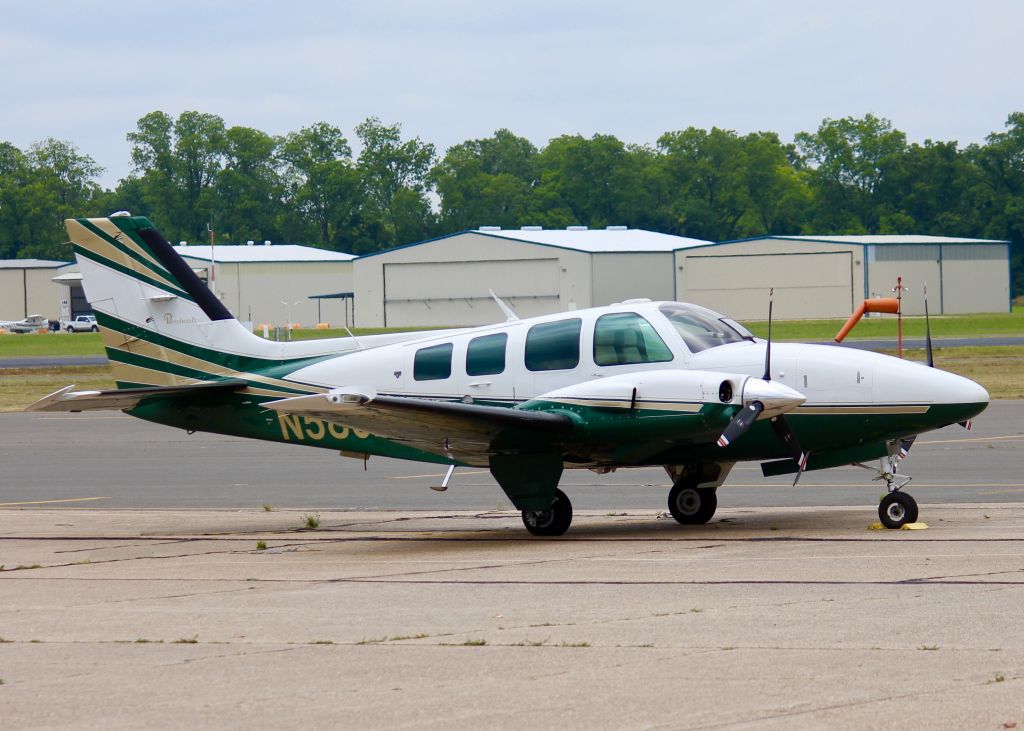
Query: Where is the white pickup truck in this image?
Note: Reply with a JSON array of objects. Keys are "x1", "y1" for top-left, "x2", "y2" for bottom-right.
[{"x1": 64, "y1": 315, "x2": 99, "y2": 333}]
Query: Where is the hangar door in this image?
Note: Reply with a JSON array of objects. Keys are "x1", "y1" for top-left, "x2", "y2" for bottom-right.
[
  {"x1": 680, "y1": 252, "x2": 854, "y2": 320},
  {"x1": 384, "y1": 258, "x2": 561, "y2": 327}
]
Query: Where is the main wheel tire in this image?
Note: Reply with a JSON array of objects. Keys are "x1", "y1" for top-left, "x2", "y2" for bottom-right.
[
  {"x1": 522, "y1": 487, "x2": 573, "y2": 537},
  {"x1": 878, "y1": 492, "x2": 918, "y2": 529},
  {"x1": 668, "y1": 482, "x2": 718, "y2": 525}
]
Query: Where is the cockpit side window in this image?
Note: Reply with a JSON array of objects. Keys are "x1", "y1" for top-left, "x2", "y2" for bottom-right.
[
  {"x1": 658, "y1": 304, "x2": 752, "y2": 353},
  {"x1": 593, "y1": 312, "x2": 674, "y2": 366}
]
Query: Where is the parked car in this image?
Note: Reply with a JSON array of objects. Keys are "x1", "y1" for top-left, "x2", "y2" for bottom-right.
[
  {"x1": 64, "y1": 315, "x2": 99, "y2": 333},
  {"x1": 7, "y1": 314, "x2": 51, "y2": 333}
]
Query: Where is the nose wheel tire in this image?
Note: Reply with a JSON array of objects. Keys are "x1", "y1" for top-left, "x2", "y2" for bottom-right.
[
  {"x1": 522, "y1": 488, "x2": 573, "y2": 537},
  {"x1": 668, "y1": 482, "x2": 718, "y2": 525},
  {"x1": 878, "y1": 492, "x2": 918, "y2": 529}
]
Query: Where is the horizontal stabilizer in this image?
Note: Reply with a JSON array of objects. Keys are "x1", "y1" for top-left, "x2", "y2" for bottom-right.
[{"x1": 26, "y1": 379, "x2": 248, "y2": 413}]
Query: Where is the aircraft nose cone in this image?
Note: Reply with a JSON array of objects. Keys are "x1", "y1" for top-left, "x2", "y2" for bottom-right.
[{"x1": 742, "y1": 378, "x2": 806, "y2": 418}]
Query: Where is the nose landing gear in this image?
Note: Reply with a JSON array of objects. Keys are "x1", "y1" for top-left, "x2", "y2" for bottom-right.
[{"x1": 855, "y1": 441, "x2": 919, "y2": 529}]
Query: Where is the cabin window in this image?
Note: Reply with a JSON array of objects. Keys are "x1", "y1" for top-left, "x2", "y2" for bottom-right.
[
  {"x1": 593, "y1": 313, "x2": 674, "y2": 366},
  {"x1": 466, "y1": 333, "x2": 507, "y2": 376},
  {"x1": 413, "y1": 343, "x2": 453, "y2": 381},
  {"x1": 525, "y1": 318, "x2": 582, "y2": 371}
]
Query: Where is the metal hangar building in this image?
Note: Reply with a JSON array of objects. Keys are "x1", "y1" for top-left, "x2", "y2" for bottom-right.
[
  {"x1": 352, "y1": 227, "x2": 713, "y2": 327},
  {"x1": 173, "y1": 243, "x2": 356, "y2": 328},
  {"x1": 677, "y1": 235, "x2": 1012, "y2": 320}
]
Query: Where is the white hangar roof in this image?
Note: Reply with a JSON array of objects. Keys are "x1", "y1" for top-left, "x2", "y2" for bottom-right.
[
  {"x1": 727, "y1": 234, "x2": 1009, "y2": 246},
  {"x1": 473, "y1": 227, "x2": 712, "y2": 253},
  {"x1": 0, "y1": 258, "x2": 69, "y2": 269},
  {"x1": 355, "y1": 227, "x2": 714, "y2": 259},
  {"x1": 173, "y1": 244, "x2": 355, "y2": 263}
]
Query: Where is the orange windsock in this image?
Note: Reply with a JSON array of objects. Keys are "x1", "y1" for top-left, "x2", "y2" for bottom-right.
[{"x1": 834, "y1": 298, "x2": 900, "y2": 342}]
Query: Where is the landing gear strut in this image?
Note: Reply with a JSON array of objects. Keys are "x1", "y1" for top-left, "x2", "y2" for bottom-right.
[
  {"x1": 667, "y1": 480, "x2": 717, "y2": 525},
  {"x1": 856, "y1": 443, "x2": 919, "y2": 529},
  {"x1": 521, "y1": 488, "x2": 573, "y2": 537}
]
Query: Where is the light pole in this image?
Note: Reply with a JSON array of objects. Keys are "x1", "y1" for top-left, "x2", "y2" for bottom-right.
[{"x1": 281, "y1": 300, "x2": 300, "y2": 341}]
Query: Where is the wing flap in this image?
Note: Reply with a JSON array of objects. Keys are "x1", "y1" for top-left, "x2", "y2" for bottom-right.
[
  {"x1": 264, "y1": 390, "x2": 574, "y2": 459},
  {"x1": 26, "y1": 379, "x2": 248, "y2": 412}
]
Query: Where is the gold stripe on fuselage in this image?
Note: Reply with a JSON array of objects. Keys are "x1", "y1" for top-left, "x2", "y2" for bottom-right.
[
  {"x1": 795, "y1": 404, "x2": 930, "y2": 415},
  {"x1": 100, "y1": 324, "x2": 327, "y2": 395}
]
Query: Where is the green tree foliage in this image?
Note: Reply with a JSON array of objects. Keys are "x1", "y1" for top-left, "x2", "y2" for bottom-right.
[
  {"x1": 0, "y1": 139, "x2": 104, "y2": 260},
  {"x1": 278, "y1": 122, "x2": 360, "y2": 250},
  {"x1": 432, "y1": 129, "x2": 540, "y2": 230},
  {"x1": 354, "y1": 117, "x2": 436, "y2": 251},
  {"x1": 796, "y1": 114, "x2": 908, "y2": 233},
  {"x1": 1, "y1": 110, "x2": 1023, "y2": 295}
]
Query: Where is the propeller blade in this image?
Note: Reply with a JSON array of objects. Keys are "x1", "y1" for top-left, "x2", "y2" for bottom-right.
[
  {"x1": 924, "y1": 284, "x2": 934, "y2": 368},
  {"x1": 769, "y1": 414, "x2": 805, "y2": 463},
  {"x1": 717, "y1": 401, "x2": 764, "y2": 447},
  {"x1": 769, "y1": 414, "x2": 809, "y2": 486}
]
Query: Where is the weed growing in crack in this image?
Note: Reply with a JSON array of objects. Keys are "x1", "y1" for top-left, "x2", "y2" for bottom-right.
[
  {"x1": 261, "y1": 502, "x2": 274, "y2": 512},
  {"x1": 256, "y1": 540, "x2": 267, "y2": 551},
  {"x1": 356, "y1": 637, "x2": 387, "y2": 645},
  {"x1": 303, "y1": 513, "x2": 321, "y2": 529},
  {"x1": 174, "y1": 635, "x2": 199, "y2": 644}
]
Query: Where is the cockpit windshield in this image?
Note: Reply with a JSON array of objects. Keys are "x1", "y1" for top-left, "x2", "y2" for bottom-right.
[{"x1": 658, "y1": 303, "x2": 755, "y2": 353}]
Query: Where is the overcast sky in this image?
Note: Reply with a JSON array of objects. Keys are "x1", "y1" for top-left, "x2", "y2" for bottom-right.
[{"x1": 3, "y1": 0, "x2": 1022, "y2": 188}]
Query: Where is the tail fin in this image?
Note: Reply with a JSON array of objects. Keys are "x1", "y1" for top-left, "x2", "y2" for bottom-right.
[
  {"x1": 67, "y1": 215, "x2": 318, "y2": 393},
  {"x1": 68, "y1": 214, "x2": 461, "y2": 397}
]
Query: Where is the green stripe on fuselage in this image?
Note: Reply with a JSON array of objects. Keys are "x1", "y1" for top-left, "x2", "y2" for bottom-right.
[{"x1": 94, "y1": 311, "x2": 336, "y2": 375}]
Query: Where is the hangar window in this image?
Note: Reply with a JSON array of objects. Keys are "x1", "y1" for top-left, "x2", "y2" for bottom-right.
[
  {"x1": 414, "y1": 343, "x2": 453, "y2": 381},
  {"x1": 525, "y1": 318, "x2": 582, "y2": 371},
  {"x1": 466, "y1": 333, "x2": 507, "y2": 376},
  {"x1": 593, "y1": 313, "x2": 673, "y2": 366}
]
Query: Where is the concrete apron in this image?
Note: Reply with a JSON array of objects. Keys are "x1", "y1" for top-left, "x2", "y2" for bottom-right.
[{"x1": 1, "y1": 505, "x2": 1023, "y2": 729}]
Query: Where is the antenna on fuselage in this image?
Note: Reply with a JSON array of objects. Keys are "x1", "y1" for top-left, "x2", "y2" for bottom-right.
[{"x1": 489, "y1": 290, "x2": 519, "y2": 322}]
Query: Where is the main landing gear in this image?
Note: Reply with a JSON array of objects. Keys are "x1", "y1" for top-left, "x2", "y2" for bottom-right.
[
  {"x1": 667, "y1": 479, "x2": 718, "y2": 525},
  {"x1": 521, "y1": 488, "x2": 573, "y2": 537}
]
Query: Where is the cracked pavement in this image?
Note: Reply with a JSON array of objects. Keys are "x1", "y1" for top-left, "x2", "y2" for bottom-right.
[{"x1": 1, "y1": 506, "x2": 1023, "y2": 729}]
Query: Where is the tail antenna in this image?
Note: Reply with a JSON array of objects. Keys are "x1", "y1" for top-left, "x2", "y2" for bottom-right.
[
  {"x1": 923, "y1": 283, "x2": 934, "y2": 368},
  {"x1": 763, "y1": 288, "x2": 774, "y2": 381}
]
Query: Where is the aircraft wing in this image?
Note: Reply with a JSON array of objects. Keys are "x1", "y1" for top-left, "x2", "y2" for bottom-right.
[
  {"x1": 26, "y1": 380, "x2": 248, "y2": 412},
  {"x1": 264, "y1": 389, "x2": 574, "y2": 463}
]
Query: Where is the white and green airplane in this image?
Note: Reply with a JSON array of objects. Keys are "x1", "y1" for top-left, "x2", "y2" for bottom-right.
[{"x1": 29, "y1": 215, "x2": 989, "y2": 535}]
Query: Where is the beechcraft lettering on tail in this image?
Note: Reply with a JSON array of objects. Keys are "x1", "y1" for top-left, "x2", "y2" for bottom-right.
[{"x1": 29, "y1": 215, "x2": 989, "y2": 536}]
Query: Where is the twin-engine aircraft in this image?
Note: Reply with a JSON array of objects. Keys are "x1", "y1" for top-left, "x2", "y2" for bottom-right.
[{"x1": 30, "y1": 215, "x2": 989, "y2": 535}]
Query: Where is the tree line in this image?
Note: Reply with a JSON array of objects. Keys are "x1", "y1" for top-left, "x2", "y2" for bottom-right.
[{"x1": 2, "y1": 110, "x2": 1022, "y2": 295}]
